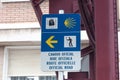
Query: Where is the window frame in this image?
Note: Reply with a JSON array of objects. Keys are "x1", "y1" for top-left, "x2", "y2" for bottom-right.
[
  {"x1": 2, "y1": 46, "x2": 56, "y2": 80},
  {"x1": 10, "y1": 76, "x2": 57, "y2": 80}
]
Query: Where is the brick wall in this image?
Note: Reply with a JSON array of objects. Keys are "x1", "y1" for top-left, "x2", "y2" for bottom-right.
[{"x1": 0, "y1": 0, "x2": 49, "y2": 23}]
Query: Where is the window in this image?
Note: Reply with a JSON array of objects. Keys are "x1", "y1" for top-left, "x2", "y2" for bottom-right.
[
  {"x1": 10, "y1": 76, "x2": 56, "y2": 80},
  {"x1": 11, "y1": 76, "x2": 27, "y2": 80},
  {"x1": 3, "y1": 46, "x2": 56, "y2": 80},
  {"x1": 39, "y1": 76, "x2": 56, "y2": 80}
]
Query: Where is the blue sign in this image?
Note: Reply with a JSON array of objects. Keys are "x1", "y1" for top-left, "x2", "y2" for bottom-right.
[
  {"x1": 41, "y1": 14, "x2": 81, "y2": 71},
  {"x1": 41, "y1": 14, "x2": 81, "y2": 52}
]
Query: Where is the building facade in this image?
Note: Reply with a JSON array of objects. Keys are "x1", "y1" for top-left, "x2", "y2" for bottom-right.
[
  {"x1": 0, "y1": 0, "x2": 58, "y2": 80},
  {"x1": 0, "y1": 0, "x2": 119, "y2": 80}
]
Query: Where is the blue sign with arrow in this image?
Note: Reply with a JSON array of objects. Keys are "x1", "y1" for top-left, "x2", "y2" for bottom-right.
[
  {"x1": 41, "y1": 14, "x2": 81, "y2": 51},
  {"x1": 41, "y1": 14, "x2": 81, "y2": 71}
]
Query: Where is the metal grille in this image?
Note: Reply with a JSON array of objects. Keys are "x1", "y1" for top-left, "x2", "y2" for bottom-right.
[
  {"x1": 11, "y1": 76, "x2": 57, "y2": 80},
  {"x1": 39, "y1": 76, "x2": 56, "y2": 80}
]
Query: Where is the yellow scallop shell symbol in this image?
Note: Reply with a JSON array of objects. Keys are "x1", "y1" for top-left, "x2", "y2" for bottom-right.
[{"x1": 64, "y1": 18, "x2": 76, "y2": 28}]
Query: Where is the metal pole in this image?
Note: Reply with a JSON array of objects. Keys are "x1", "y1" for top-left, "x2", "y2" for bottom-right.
[
  {"x1": 95, "y1": 0, "x2": 119, "y2": 79},
  {"x1": 58, "y1": 71, "x2": 64, "y2": 80},
  {"x1": 58, "y1": 10, "x2": 64, "y2": 80},
  {"x1": 64, "y1": 71, "x2": 68, "y2": 79}
]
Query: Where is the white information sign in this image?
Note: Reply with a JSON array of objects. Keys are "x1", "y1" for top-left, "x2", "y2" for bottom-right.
[{"x1": 41, "y1": 52, "x2": 81, "y2": 71}]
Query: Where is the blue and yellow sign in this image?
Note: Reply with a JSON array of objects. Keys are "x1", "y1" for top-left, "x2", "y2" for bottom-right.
[
  {"x1": 41, "y1": 14, "x2": 81, "y2": 71},
  {"x1": 41, "y1": 14, "x2": 81, "y2": 51}
]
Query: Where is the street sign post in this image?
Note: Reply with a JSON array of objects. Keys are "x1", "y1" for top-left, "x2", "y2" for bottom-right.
[{"x1": 41, "y1": 14, "x2": 81, "y2": 72}]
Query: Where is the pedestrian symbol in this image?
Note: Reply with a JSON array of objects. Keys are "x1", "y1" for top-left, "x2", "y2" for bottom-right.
[
  {"x1": 66, "y1": 37, "x2": 73, "y2": 47},
  {"x1": 64, "y1": 36, "x2": 76, "y2": 48}
]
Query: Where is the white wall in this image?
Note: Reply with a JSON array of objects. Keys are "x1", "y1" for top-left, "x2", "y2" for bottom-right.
[{"x1": 0, "y1": 23, "x2": 88, "y2": 43}]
